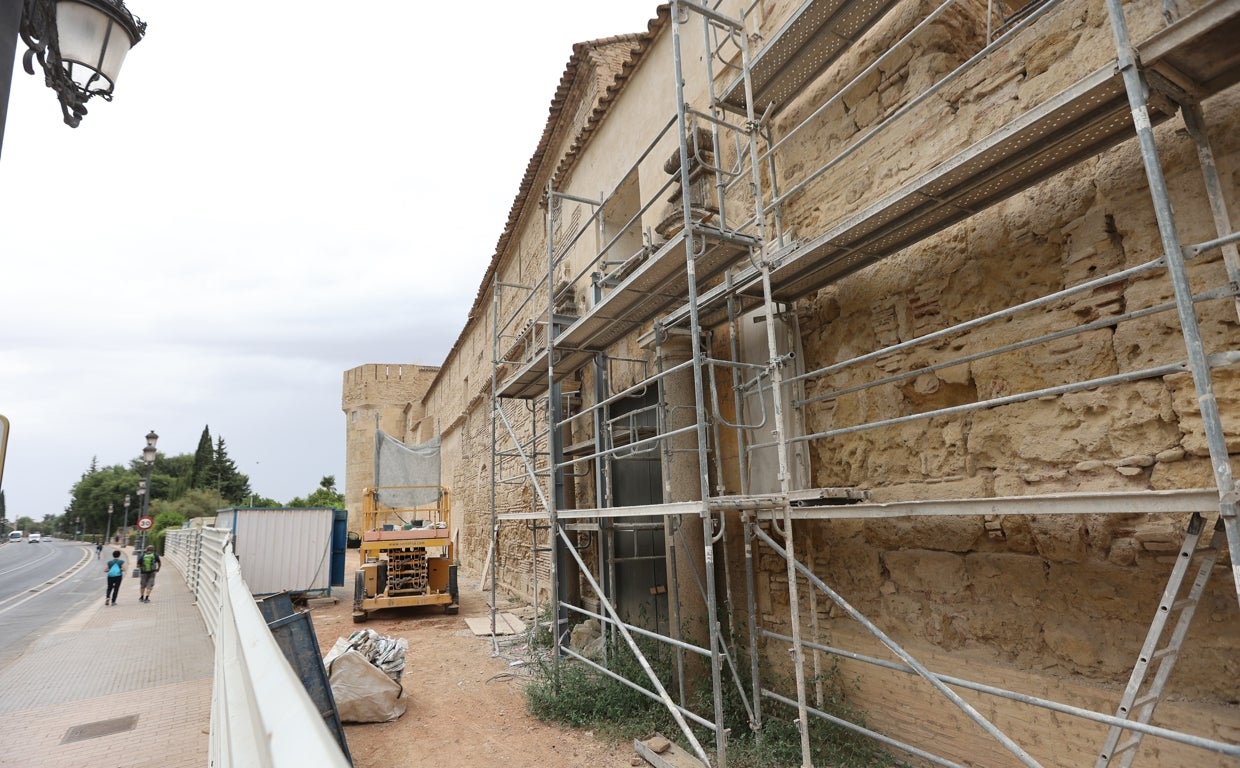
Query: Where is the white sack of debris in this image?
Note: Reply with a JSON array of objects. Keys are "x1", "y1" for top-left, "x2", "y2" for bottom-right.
[{"x1": 324, "y1": 629, "x2": 409, "y2": 722}]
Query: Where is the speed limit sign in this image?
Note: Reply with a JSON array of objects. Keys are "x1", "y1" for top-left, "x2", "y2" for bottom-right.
[{"x1": 137, "y1": 516, "x2": 154, "y2": 530}]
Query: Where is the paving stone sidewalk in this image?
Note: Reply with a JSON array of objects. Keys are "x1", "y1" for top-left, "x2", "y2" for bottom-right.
[{"x1": 0, "y1": 558, "x2": 213, "y2": 768}]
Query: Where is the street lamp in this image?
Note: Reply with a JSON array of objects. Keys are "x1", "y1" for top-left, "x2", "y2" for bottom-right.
[
  {"x1": 20, "y1": 0, "x2": 145, "y2": 124},
  {"x1": 120, "y1": 493, "x2": 129, "y2": 545},
  {"x1": 105, "y1": 502, "x2": 113, "y2": 545},
  {"x1": 131, "y1": 480, "x2": 142, "y2": 548},
  {"x1": 137, "y1": 429, "x2": 156, "y2": 551},
  {"x1": 0, "y1": 0, "x2": 147, "y2": 158}
]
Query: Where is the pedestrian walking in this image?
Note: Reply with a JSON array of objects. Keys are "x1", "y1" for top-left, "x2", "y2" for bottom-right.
[
  {"x1": 138, "y1": 545, "x2": 161, "y2": 603},
  {"x1": 95, "y1": 542, "x2": 102, "y2": 559},
  {"x1": 104, "y1": 550, "x2": 126, "y2": 605}
]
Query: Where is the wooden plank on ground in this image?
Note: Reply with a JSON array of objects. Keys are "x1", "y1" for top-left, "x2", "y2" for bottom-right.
[
  {"x1": 464, "y1": 613, "x2": 526, "y2": 636},
  {"x1": 477, "y1": 540, "x2": 493, "y2": 589},
  {"x1": 633, "y1": 735, "x2": 707, "y2": 768}
]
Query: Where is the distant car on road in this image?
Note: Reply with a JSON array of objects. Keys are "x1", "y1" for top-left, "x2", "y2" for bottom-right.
[
  {"x1": 28, "y1": 533, "x2": 41, "y2": 543},
  {"x1": 6, "y1": 530, "x2": 21, "y2": 542}
]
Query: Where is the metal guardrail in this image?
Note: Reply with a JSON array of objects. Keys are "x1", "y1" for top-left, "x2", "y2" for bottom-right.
[{"x1": 165, "y1": 528, "x2": 349, "y2": 768}]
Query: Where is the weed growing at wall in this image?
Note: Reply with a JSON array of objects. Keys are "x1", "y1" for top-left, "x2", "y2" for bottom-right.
[
  {"x1": 522, "y1": 612, "x2": 892, "y2": 767},
  {"x1": 524, "y1": 632, "x2": 677, "y2": 738},
  {"x1": 716, "y1": 656, "x2": 894, "y2": 768}
]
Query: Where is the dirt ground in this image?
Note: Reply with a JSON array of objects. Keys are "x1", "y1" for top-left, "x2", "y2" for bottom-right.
[{"x1": 306, "y1": 550, "x2": 635, "y2": 768}]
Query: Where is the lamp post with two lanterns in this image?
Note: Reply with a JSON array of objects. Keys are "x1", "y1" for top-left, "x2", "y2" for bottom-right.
[
  {"x1": 136, "y1": 429, "x2": 157, "y2": 552},
  {"x1": 120, "y1": 492, "x2": 130, "y2": 547}
]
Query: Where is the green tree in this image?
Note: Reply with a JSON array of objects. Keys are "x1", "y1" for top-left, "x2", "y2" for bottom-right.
[
  {"x1": 288, "y1": 479, "x2": 344, "y2": 508},
  {"x1": 14, "y1": 515, "x2": 34, "y2": 533},
  {"x1": 66, "y1": 463, "x2": 142, "y2": 540},
  {"x1": 191, "y1": 426, "x2": 213, "y2": 489},
  {"x1": 210, "y1": 436, "x2": 251, "y2": 504},
  {"x1": 168, "y1": 488, "x2": 225, "y2": 520},
  {"x1": 60, "y1": 436, "x2": 280, "y2": 530},
  {"x1": 126, "y1": 452, "x2": 188, "y2": 504}
]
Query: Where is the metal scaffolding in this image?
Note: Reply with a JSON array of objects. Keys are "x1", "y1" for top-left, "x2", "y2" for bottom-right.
[{"x1": 488, "y1": 0, "x2": 1240, "y2": 765}]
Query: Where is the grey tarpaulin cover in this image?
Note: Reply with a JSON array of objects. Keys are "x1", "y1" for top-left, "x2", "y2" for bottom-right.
[{"x1": 374, "y1": 430, "x2": 440, "y2": 508}]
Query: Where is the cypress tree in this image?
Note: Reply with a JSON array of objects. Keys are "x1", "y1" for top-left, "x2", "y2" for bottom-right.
[
  {"x1": 190, "y1": 426, "x2": 213, "y2": 489},
  {"x1": 213, "y1": 436, "x2": 251, "y2": 504}
]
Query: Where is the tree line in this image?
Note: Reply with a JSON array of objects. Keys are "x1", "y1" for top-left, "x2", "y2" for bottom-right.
[{"x1": 7, "y1": 425, "x2": 344, "y2": 545}]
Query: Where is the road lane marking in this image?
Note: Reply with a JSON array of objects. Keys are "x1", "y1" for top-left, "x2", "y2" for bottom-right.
[{"x1": 0, "y1": 548, "x2": 94, "y2": 616}]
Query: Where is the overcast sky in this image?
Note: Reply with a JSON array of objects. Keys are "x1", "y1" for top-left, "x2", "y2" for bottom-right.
[{"x1": 0, "y1": 1, "x2": 655, "y2": 521}]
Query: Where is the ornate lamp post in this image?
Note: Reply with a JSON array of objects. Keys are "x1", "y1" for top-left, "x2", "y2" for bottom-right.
[
  {"x1": 133, "y1": 482, "x2": 144, "y2": 548},
  {"x1": 137, "y1": 429, "x2": 157, "y2": 551},
  {"x1": 1, "y1": 0, "x2": 147, "y2": 156},
  {"x1": 120, "y1": 493, "x2": 129, "y2": 545},
  {"x1": 105, "y1": 502, "x2": 113, "y2": 545}
]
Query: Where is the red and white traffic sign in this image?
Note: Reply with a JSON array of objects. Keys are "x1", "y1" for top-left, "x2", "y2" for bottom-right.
[{"x1": 136, "y1": 516, "x2": 154, "y2": 530}]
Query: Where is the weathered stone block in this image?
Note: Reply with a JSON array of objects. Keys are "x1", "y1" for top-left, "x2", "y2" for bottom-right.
[
  {"x1": 1107, "y1": 537, "x2": 1138, "y2": 566},
  {"x1": 884, "y1": 550, "x2": 968, "y2": 595},
  {"x1": 1027, "y1": 515, "x2": 1087, "y2": 563},
  {"x1": 864, "y1": 514, "x2": 984, "y2": 553},
  {"x1": 1166, "y1": 368, "x2": 1240, "y2": 456},
  {"x1": 966, "y1": 551, "x2": 1044, "y2": 592},
  {"x1": 1150, "y1": 455, "x2": 1220, "y2": 489}
]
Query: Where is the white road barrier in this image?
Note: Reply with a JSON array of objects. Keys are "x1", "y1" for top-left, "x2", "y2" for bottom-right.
[{"x1": 165, "y1": 527, "x2": 349, "y2": 768}]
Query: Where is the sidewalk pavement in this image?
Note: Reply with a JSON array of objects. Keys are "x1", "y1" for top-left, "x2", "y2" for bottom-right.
[{"x1": 0, "y1": 553, "x2": 213, "y2": 768}]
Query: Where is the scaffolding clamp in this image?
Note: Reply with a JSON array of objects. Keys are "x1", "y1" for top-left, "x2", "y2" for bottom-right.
[
  {"x1": 1220, "y1": 482, "x2": 1240, "y2": 507},
  {"x1": 771, "y1": 351, "x2": 796, "y2": 369}
]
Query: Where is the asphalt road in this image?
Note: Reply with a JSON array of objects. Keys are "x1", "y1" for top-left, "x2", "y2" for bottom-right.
[{"x1": 0, "y1": 539, "x2": 103, "y2": 673}]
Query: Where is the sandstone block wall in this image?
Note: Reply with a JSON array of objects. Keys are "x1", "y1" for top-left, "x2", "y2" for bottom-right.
[
  {"x1": 728, "y1": 0, "x2": 1240, "y2": 756},
  {"x1": 341, "y1": 364, "x2": 439, "y2": 531},
  {"x1": 346, "y1": 0, "x2": 1239, "y2": 759}
]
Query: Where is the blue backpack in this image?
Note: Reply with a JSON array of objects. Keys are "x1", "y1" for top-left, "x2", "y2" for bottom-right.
[{"x1": 108, "y1": 561, "x2": 122, "y2": 578}]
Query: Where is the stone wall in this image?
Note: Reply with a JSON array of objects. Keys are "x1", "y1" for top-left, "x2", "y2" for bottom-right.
[
  {"x1": 344, "y1": 0, "x2": 1239, "y2": 759},
  {"x1": 730, "y1": 0, "x2": 1240, "y2": 756},
  {"x1": 340, "y1": 364, "x2": 439, "y2": 531}
]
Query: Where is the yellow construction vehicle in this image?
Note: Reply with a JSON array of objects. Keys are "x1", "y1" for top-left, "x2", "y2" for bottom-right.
[{"x1": 352, "y1": 485, "x2": 458, "y2": 622}]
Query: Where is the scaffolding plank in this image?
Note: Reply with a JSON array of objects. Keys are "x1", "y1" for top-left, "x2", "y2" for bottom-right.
[
  {"x1": 765, "y1": 0, "x2": 1240, "y2": 300},
  {"x1": 1140, "y1": 0, "x2": 1240, "y2": 97},
  {"x1": 495, "y1": 227, "x2": 755, "y2": 399},
  {"x1": 500, "y1": 1, "x2": 1240, "y2": 399},
  {"x1": 635, "y1": 736, "x2": 708, "y2": 768},
  {"x1": 497, "y1": 500, "x2": 708, "y2": 521},
  {"x1": 464, "y1": 613, "x2": 526, "y2": 636},
  {"x1": 768, "y1": 65, "x2": 1147, "y2": 299},
  {"x1": 766, "y1": 489, "x2": 1220, "y2": 520},
  {"x1": 559, "y1": 226, "x2": 755, "y2": 350},
  {"x1": 495, "y1": 345, "x2": 593, "y2": 400},
  {"x1": 718, "y1": 0, "x2": 902, "y2": 114},
  {"x1": 656, "y1": 0, "x2": 1240, "y2": 323}
]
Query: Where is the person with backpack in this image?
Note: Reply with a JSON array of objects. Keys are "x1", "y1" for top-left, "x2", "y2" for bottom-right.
[
  {"x1": 138, "y1": 545, "x2": 161, "y2": 603},
  {"x1": 104, "y1": 550, "x2": 126, "y2": 605}
]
